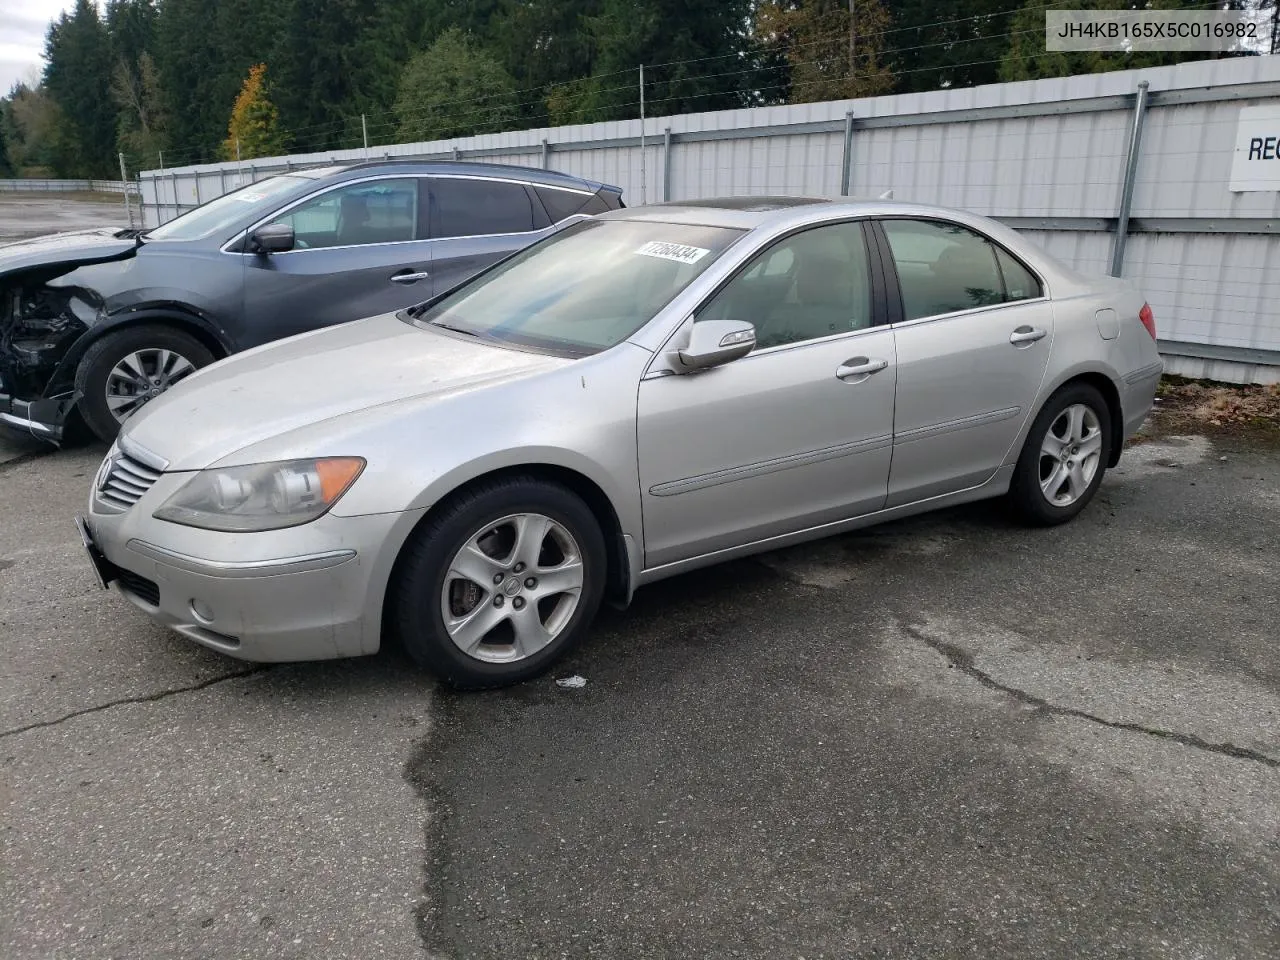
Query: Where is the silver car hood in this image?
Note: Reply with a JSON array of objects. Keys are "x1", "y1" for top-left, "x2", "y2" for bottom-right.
[{"x1": 122, "y1": 312, "x2": 570, "y2": 470}]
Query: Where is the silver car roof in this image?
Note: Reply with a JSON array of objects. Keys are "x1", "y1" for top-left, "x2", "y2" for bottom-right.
[{"x1": 599, "y1": 197, "x2": 1088, "y2": 289}]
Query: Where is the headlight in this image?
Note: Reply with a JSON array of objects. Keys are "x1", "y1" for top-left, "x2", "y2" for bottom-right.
[{"x1": 153, "y1": 457, "x2": 365, "y2": 532}]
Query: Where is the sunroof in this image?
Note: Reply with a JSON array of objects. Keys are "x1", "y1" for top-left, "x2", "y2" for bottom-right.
[{"x1": 669, "y1": 197, "x2": 832, "y2": 212}]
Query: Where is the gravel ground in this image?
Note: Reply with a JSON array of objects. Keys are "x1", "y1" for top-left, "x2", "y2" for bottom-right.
[{"x1": 1, "y1": 418, "x2": 1277, "y2": 959}]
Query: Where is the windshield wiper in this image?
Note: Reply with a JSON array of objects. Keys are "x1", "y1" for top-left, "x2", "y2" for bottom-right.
[{"x1": 426, "y1": 317, "x2": 487, "y2": 340}]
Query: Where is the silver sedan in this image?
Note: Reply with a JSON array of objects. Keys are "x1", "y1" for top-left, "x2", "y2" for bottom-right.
[{"x1": 80, "y1": 198, "x2": 1163, "y2": 688}]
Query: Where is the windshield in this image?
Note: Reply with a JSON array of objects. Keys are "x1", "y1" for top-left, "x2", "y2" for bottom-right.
[
  {"x1": 411, "y1": 219, "x2": 744, "y2": 356},
  {"x1": 146, "y1": 175, "x2": 311, "y2": 242}
]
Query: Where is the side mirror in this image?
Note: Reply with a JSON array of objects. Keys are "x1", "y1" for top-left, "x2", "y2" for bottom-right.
[
  {"x1": 677, "y1": 319, "x2": 756, "y2": 371},
  {"x1": 250, "y1": 223, "x2": 295, "y2": 254}
]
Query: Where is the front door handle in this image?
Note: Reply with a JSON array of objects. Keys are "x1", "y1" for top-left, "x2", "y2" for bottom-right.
[
  {"x1": 391, "y1": 270, "x2": 430, "y2": 284},
  {"x1": 836, "y1": 357, "x2": 889, "y2": 381},
  {"x1": 1009, "y1": 326, "x2": 1047, "y2": 346}
]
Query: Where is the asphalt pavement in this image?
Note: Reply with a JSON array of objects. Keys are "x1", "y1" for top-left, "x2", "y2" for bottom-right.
[
  {"x1": 0, "y1": 193, "x2": 130, "y2": 242},
  {"x1": 2, "y1": 426, "x2": 1278, "y2": 959}
]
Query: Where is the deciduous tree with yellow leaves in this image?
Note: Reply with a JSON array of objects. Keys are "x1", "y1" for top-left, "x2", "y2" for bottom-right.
[{"x1": 221, "y1": 63, "x2": 287, "y2": 160}]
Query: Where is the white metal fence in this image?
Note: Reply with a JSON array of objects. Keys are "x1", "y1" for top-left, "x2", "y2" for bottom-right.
[
  {"x1": 139, "y1": 57, "x2": 1280, "y2": 384},
  {"x1": 0, "y1": 178, "x2": 139, "y2": 194}
]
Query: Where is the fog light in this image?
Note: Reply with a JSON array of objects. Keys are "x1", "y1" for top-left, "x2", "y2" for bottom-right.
[{"x1": 189, "y1": 599, "x2": 215, "y2": 624}]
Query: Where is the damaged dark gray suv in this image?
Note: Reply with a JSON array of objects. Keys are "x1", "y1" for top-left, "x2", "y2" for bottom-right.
[{"x1": 0, "y1": 160, "x2": 623, "y2": 442}]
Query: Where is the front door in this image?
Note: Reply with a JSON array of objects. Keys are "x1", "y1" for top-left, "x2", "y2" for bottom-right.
[
  {"x1": 240, "y1": 177, "x2": 431, "y2": 348},
  {"x1": 637, "y1": 220, "x2": 897, "y2": 569},
  {"x1": 875, "y1": 217, "x2": 1054, "y2": 506}
]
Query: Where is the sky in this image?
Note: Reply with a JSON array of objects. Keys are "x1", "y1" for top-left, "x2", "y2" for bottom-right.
[{"x1": 0, "y1": 0, "x2": 72, "y2": 94}]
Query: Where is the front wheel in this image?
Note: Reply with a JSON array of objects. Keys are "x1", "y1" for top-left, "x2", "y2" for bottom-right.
[
  {"x1": 1009, "y1": 382, "x2": 1112, "y2": 526},
  {"x1": 75, "y1": 325, "x2": 214, "y2": 442},
  {"x1": 390, "y1": 476, "x2": 607, "y2": 689}
]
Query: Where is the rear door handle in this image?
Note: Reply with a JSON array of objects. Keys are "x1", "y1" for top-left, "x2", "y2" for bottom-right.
[
  {"x1": 836, "y1": 357, "x2": 889, "y2": 381},
  {"x1": 1009, "y1": 326, "x2": 1047, "y2": 346},
  {"x1": 391, "y1": 270, "x2": 430, "y2": 284}
]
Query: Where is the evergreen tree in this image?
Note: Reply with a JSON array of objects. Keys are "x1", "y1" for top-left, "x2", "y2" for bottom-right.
[
  {"x1": 756, "y1": 0, "x2": 894, "y2": 104},
  {"x1": 881, "y1": 0, "x2": 1016, "y2": 93},
  {"x1": 42, "y1": 0, "x2": 118, "y2": 177},
  {"x1": 273, "y1": 0, "x2": 432, "y2": 153},
  {"x1": 1001, "y1": 0, "x2": 1241, "y2": 82},
  {"x1": 154, "y1": 0, "x2": 282, "y2": 164}
]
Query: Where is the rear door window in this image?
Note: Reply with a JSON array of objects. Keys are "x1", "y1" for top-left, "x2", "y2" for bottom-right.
[
  {"x1": 428, "y1": 177, "x2": 536, "y2": 239},
  {"x1": 880, "y1": 218, "x2": 1041, "y2": 320}
]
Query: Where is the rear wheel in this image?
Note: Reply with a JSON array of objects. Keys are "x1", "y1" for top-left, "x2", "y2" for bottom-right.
[
  {"x1": 390, "y1": 476, "x2": 607, "y2": 689},
  {"x1": 1009, "y1": 382, "x2": 1112, "y2": 526},
  {"x1": 75, "y1": 325, "x2": 214, "y2": 442}
]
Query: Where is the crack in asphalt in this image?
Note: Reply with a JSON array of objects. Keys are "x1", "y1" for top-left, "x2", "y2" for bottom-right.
[
  {"x1": 0, "y1": 666, "x2": 272, "y2": 740},
  {"x1": 905, "y1": 625, "x2": 1280, "y2": 769}
]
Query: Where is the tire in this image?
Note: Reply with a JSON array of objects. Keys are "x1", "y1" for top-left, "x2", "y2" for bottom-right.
[
  {"x1": 390, "y1": 476, "x2": 608, "y2": 690},
  {"x1": 1009, "y1": 382, "x2": 1113, "y2": 526},
  {"x1": 75, "y1": 325, "x2": 215, "y2": 443}
]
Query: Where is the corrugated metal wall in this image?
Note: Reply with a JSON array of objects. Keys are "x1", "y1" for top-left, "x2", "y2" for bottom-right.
[{"x1": 138, "y1": 57, "x2": 1280, "y2": 383}]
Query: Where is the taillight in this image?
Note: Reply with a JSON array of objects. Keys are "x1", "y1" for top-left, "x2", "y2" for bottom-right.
[{"x1": 1139, "y1": 303, "x2": 1157, "y2": 340}]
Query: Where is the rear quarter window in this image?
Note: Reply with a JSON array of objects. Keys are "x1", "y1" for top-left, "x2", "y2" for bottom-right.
[{"x1": 535, "y1": 186, "x2": 591, "y2": 222}]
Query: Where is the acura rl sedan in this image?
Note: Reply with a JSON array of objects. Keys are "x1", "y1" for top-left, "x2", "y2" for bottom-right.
[
  {"x1": 1, "y1": 160, "x2": 622, "y2": 443},
  {"x1": 79, "y1": 197, "x2": 1163, "y2": 688}
]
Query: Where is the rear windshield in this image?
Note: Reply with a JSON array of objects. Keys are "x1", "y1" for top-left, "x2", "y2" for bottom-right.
[
  {"x1": 146, "y1": 175, "x2": 311, "y2": 242},
  {"x1": 410, "y1": 219, "x2": 744, "y2": 356}
]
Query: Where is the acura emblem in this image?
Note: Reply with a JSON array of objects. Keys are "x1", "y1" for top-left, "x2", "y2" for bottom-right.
[{"x1": 96, "y1": 456, "x2": 116, "y2": 493}]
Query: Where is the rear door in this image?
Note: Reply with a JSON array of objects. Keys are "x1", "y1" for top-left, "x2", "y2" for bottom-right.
[
  {"x1": 238, "y1": 176, "x2": 431, "y2": 347},
  {"x1": 875, "y1": 217, "x2": 1053, "y2": 506},
  {"x1": 425, "y1": 176, "x2": 549, "y2": 296}
]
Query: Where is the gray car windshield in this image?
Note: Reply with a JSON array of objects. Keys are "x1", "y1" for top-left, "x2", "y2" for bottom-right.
[
  {"x1": 146, "y1": 175, "x2": 310, "y2": 241},
  {"x1": 412, "y1": 219, "x2": 744, "y2": 356}
]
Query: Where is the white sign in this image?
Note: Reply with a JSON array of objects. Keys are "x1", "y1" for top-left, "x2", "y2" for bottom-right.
[
  {"x1": 1229, "y1": 105, "x2": 1280, "y2": 193},
  {"x1": 635, "y1": 241, "x2": 710, "y2": 264}
]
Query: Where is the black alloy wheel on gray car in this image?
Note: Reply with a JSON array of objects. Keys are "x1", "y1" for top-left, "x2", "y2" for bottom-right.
[
  {"x1": 74, "y1": 325, "x2": 215, "y2": 442},
  {"x1": 1009, "y1": 381, "x2": 1113, "y2": 526},
  {"x1": 390, "y1": 475, "x2": 608, "y2": 689}
]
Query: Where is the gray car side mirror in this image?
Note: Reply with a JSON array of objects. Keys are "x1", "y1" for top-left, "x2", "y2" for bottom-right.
[
  {"x1": 250, "y1": 223, "x2": 295, "y2": 254},
  {"x1": 677, "y1": 319, "x2": 756, "y2": 371}
]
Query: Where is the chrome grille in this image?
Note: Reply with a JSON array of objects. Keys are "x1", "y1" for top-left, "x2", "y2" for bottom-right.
[{"x1": 98, "y1": 453, "x2": 163, "y2": 509}]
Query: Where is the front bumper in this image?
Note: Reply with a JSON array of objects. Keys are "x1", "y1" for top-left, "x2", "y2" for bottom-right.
[
  {"x1": 0, "y1": 391, "x2": 65, "y2": 442},
  {"x1": 82, "y1": 469, "x2": 425, "y2": 662}
]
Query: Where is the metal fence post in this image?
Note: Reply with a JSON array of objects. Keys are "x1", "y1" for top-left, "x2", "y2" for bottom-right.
[
  {"x1": 118, "y1": 152, "x2": 135, "y2": 229},
  {"x1": 1110, "y1": 80, "x2": 1150, "y2": 277},
  {"x1": 541, "y1": 139, "x2": 549, "y2": 169},
  {"x1": 840, "y1": 110, "x2": 855, "y2": 196},
  {"x1": 663, "y1": 127, "x2": 672, "y2": 202}
]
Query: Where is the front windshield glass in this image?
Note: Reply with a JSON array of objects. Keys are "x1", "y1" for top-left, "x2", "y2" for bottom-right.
[
  {"x1": 412, "y1": 219, "x2": 744, "y2": 356},
  {"x1": 146, "y1": 175, "x2": 310, "y2": 242}
]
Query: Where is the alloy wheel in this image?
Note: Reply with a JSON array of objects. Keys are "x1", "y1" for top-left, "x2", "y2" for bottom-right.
[
  {"x1": 105, "y1": 348, "x2": 198, "y2": 422},
  {"x1": 1038, "y1": 403, "x2": 1103, "y2": 507},
  {"x1": 440, "y1": 512, "x2": 584, "y2": 663}
]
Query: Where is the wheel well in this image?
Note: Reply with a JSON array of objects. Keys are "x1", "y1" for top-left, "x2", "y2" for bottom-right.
[
  {"x1": 103, "y1": 315, "x2": 229, "y2": 361},
  {"x1": 51, "y1": 314, "x2": 229, "y2": 399},
  {"x1": 391, "y1": 463, "x2": 631, "y2": 607},
  {"x1": 1059, "y1": 372, "x2": 1124, "y2": 467}
]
